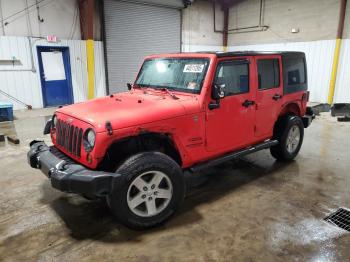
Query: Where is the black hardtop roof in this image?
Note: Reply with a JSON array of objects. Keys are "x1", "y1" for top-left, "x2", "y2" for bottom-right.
[{"x1": 194, "y1": 51, "x2": 305, "y2": 57}]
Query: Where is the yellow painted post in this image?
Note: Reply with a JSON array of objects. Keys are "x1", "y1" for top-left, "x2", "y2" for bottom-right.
[
  {"x1": 328, "y1": 39, "x2": 342, "y2": 104},
  {"x1": 86, "y1": 39, "x2": 95, "y2": 100},
  {"x1": 327, "y1": 0, "x2": 347, "y2": 104}
]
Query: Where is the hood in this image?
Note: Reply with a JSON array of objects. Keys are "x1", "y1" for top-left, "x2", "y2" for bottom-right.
[{"x1": 57, "y1": 90, "x2": 200, "y2": 132}]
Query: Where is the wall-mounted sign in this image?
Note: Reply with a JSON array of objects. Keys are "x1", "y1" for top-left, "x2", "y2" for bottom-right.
[{"x1": 46, "y1": 35, "x2": 58, "y2": 42}]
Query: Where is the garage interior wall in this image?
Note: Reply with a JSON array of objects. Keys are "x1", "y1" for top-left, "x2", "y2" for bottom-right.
[
  {"x1": 333, "y1": 3, "x2": 350, "y2": 104},
  {"x1": 0, "y1": 36, "x2": 106, "y2": 110},
  {"x1": 182, "y1": 0, "x2": 350, "y2": 104},
  {"x1": 1, "y1": 0, "x2": 348, "y2": 107},
  {"x1": 0, "y1": 0, "x2": 82, "y2": 39},
  {"x1": 103, "y1": 0, "x2": 181, "y2": 93}
]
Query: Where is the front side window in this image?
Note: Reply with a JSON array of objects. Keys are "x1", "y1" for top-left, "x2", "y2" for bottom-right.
[
  {"x1": 135, "y1": 58, "x2": 209, "y2": 93},
  {"x1": 214, "y1": 60, "x2": 249, "y2": 96},
  {"x1": 257, "y1": 59, "x2": 280, "y2": 90}
]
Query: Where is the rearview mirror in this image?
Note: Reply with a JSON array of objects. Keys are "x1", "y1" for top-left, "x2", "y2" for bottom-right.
[
  {"x1": 127, "y1": 83, "x2": 132, "y2": 90},
  {"x1": 212, "y1": 84, "x2": 226, "y2": 100}
]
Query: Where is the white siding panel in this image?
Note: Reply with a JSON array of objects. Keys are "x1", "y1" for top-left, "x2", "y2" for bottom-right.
[
  {"x1": 0, "y1": 36, "x2": 41, "y2": 109},
  {"x1": 334, "y1": 39, "x2": 350, "y2": 103},
  {"x1": 183, "y1": 40, "x2": 335, "y2": 103},
  {"x1": 94, "y1": 41, "x2": 107, "y2": 97},
  {"x1": 228, "y1": 40, "x2": 336, "y2": 103},
  {"x1": 0, "y1": 36, "x2": 33, "y2": 69},
  {"x1": 0, "y1": 36, "x2": 106, "y2": 110}
]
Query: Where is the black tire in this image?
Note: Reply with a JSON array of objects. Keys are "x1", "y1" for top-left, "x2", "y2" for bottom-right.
[
  {"x1": 107, "y1": 152, "x2": 185, "y2": 229},
  {"x1": 270, "y1": 115, "x2": 304, "y2": 161}
]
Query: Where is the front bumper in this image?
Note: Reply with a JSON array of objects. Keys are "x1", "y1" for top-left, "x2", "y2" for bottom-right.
[{"x1": 27, "y1": 140, "x2": 121, "y2": 198}]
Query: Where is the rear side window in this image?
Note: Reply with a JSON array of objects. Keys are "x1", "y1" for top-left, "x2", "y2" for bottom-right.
[
  {"x1": 257, "y1": 59, "x2": 280, "y2": 90},
  {"x1": 282, "y1": 55, "x2": 307, "y2": 94},
  {"x1": 214, "y1": 60, "x2": 249, "y2": 96}
]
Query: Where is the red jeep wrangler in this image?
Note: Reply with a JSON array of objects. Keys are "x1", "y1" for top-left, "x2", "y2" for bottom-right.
[{"x1": 28, "y1": 51, "x2": 314, "y2": 229}]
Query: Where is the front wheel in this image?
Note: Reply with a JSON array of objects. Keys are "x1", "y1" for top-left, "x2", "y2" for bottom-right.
[
  {"x1": 107, "y1": 152, "x2": 185, "y2": 229},
  {"x1": 270, "y1": 115, "x2": 304, "y2": 161}
]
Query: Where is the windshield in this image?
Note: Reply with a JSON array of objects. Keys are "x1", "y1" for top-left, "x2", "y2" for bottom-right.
[{"x1": 135, "y1": 58, "x2": 210, "y2": 94}]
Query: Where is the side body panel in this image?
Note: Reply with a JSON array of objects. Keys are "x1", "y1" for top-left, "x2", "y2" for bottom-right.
[{"x1": 205, "y1": 56, "x2": 256, "y2": 152}]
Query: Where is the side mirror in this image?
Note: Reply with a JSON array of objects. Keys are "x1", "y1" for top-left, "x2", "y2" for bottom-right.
[
  {"x1": 43, "y1": 119, "x2": 52, "y2": 135},
  {"x1": 209, "y1": 84, "x2": 225, "y2": 110},
  {"x1": 212, "y1": 84, "x2": 226, "y2": 100},
  {"x1": 127, "y1": 83, "x2": 132, "y2": 90}
]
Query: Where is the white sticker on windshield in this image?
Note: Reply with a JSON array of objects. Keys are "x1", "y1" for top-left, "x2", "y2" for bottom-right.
[
  {"x1": 187, "y1": 82, "x2": 197, "y2": 90},
  {"x1": 183, "y1": 64, "x2": 204, "y2": 73}
]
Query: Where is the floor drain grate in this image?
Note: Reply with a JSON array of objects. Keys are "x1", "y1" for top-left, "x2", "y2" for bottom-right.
[{"x1": 324, "y1": 208, "x2": 350, "y2": 232}]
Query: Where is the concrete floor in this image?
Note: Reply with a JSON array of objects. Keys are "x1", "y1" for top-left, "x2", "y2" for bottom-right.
[{"x1": 0, "y1": 109, "x2": 350, "y2": 261}]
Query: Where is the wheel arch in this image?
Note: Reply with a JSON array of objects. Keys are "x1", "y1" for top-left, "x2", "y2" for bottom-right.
[
  {"x1": 273, "y1": 108, "x2": 303, "y2": 139},
  {"x1": 279, "y1": 102, "x2": 302, "y2": 118},
  {"x1": 98, "y1": 132, "x2": 183, "y2": 171}
]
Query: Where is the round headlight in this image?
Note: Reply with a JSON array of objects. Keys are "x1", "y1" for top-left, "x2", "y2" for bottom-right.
[
  {"x1": 52, "y1": 114, "x2": 57, "y2": 129},
  {"x1": 84, "y1": 129, "x2": 96, "y2": 151}
]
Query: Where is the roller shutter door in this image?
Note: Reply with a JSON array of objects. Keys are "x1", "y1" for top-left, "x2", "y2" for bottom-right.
[{"x1": 104, "y1": 0, "x2": 182, "y2": 93}]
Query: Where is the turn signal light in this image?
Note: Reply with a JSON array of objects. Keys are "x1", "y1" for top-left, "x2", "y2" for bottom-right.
[
  {"x1": 86, "y1": 153, "x2": 93, "y2": 164},
  {"x1": 302, "y1": 91, "x2": 310, "y2": 101}
]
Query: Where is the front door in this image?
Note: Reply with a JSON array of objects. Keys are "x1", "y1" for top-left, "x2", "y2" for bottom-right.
[
  {"x1": 37, "y1": 46, "x2": 73, "y2": 107},
  {"x1": 206, "y1": 57, "x2": 256, "y2": 152},
  {"x1": 254, "y1": 55, "x2": 283, "y2": 139}
]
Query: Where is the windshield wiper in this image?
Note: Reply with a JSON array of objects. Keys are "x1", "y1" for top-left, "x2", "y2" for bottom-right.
[
  {"x1": 160, "y1": 87, "x2": 179, "y2": 100},
  {"x1": 137, "y1": 84, "x2": 179, "y2": 99}
]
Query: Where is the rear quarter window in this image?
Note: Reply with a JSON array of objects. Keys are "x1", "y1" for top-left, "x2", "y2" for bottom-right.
[{"x1": 282, "y1": 54, "x2": 307, "y2": 94}]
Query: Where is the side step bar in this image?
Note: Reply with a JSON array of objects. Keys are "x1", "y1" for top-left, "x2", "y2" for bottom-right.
[{"x1": 189, "y1": 140, "x2": 279, "y2": 173}]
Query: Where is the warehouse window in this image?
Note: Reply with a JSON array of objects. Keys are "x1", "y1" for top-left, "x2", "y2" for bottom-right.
[
  {"x1": 214, "y1": 61, "x2": 249, "y2": 96},
  {"x1": 257, "y1": 59, "x2": 280, "y2": 90}
]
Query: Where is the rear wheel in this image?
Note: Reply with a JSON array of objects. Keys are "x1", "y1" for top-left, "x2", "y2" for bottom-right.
[
  {"x1": 107, "y1": 152, "x2": 185, "y2": 229},
  {"x1": 270, "y1": 115, "x2": 304, "y2": 161}
]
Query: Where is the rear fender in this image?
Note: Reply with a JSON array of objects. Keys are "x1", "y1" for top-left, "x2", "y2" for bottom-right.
[{"x1": 279, "y1": 102, "x2": 302, "y2": 117}]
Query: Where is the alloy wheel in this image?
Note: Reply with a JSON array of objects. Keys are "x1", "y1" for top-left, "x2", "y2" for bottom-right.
[
  {"x1": 286, "y1": 125, "x2": 301, "y2": 153},
  {"x1": 127, "y1": 171, "x2": 173, "y2": 217}
]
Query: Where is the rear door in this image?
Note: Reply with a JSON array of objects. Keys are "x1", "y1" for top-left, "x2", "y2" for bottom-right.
[
  {"x1": 205, "y1": 57, "x2": 256, "y2": 152},
  {"x1": 254, "y1": 55, "x2": 283, "y2": 139}
]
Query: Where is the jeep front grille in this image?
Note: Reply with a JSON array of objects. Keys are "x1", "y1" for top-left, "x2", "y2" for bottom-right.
[{"x1": 56, "y1": 119, "x2": 83, "y2": 157}]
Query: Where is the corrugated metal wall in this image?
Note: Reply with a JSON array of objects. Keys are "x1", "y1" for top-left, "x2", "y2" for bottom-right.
[
  {"x1": 1, "y1": 35, "x2": 348, "y2": 108},
  {"x1": 183, "y1": 40, "x2": 345, "y2": 103},
  {"x1": 104, "y1": 0, "x2": 181, "y2": 93},
  {"x1": 0, "y1": 36, "x2": 106, "y2": 110},
  {"x1": 334, "y1": 39, "x2": 350, "y2": 103},
  {"x1": 228, "y1": 40, "x2": 336, "y2": 103}
]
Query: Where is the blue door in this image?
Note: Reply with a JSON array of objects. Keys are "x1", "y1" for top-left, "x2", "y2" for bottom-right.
[{"x1": 37, "y1": 46, "x2": 73, "y2": 107}]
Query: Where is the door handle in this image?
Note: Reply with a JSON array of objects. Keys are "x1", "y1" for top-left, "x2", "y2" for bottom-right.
[
  {"x1": 272, "y1": 94, "x2": 282, "y2": 100},
  {"x1": 242, "y1": 100, "x2": 255, "y2": 108}
]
